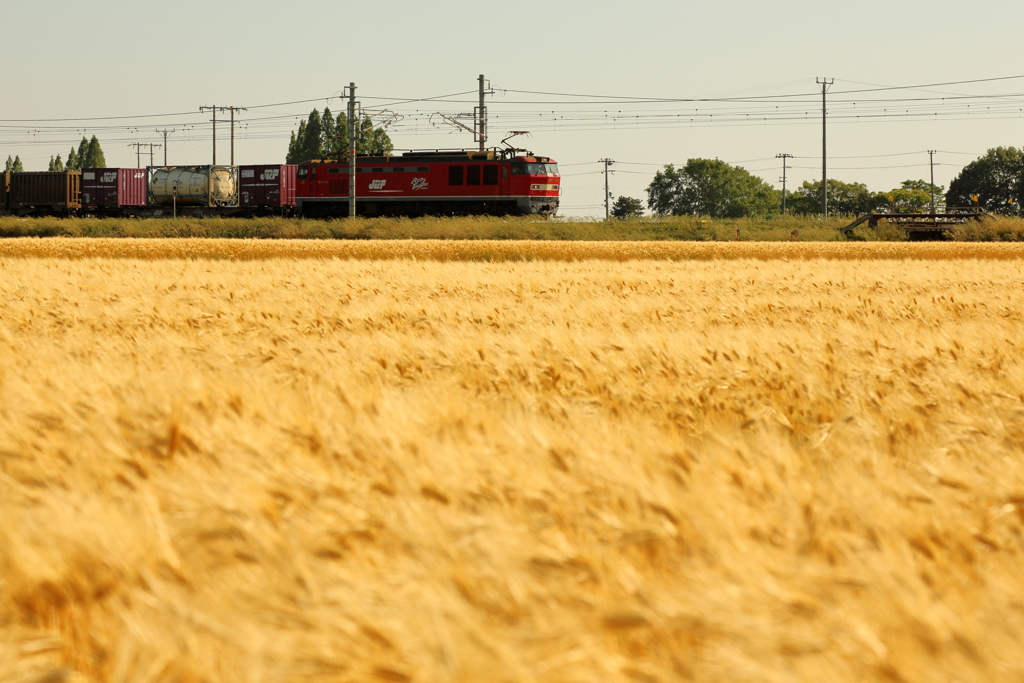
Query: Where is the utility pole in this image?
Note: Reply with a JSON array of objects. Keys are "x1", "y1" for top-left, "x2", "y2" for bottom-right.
[
  {"x1": 200, "y1": 105, "x2": 242, "y2": 165},
  {"x1": 928, "y1": 149, "x2": 937, "y2": 212},
  {"x1": 128, "y1": 142, "x2": 161, "y2": 168},
  {"x1": 228, "y1": 106, "x2": 247, "y2": 165},
  {"x1": 600, "y1": 158, "x2": 615, "y2": 219},
  {"x1": 348, "y1": 82, "x2": 357, "y2": 218},
  {"x1": 776, "y1": 153, "x2": 793, "y2": 214},
  {"x1": 200, "y1": 106, "x2": 220, "y2": 165},
  {"x1": 155, "y1": 128, "x2": 175, "y2": 166},
  {"x1": 816, "y1": 77, "x2": 833, "y2": 217},
  {"x1": 476, "y1": 74, "x2": 492, "y2": 152}
]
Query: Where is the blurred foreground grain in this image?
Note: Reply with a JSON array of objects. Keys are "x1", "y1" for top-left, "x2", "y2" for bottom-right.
[{"x1": 2, "y1": 245, "x2": 1024, "y2": 682}]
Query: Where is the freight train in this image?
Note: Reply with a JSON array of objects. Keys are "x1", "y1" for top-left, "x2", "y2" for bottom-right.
[{"x1": 0, "y1": 148, "x2": 560, "y2": 218}]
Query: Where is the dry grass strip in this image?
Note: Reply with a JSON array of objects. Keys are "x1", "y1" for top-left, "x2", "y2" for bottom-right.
[{"x1": 5, "y1": 237, "x2": 1024, "y2": 260}]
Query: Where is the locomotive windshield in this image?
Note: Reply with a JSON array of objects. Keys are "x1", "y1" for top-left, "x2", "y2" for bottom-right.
[{"x1": 511, "y1": 162, "x2": 559, "y2": 176}]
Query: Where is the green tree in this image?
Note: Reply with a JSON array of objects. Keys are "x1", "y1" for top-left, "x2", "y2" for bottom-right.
[
  {"x1": 871, "y1": 180, "x2": 944, "y2": 212},
  {"x1": 286, "y1": 121, "x2": 307, "y2": 164},
  {"x1": 946, "y1": 147, "x2": 1024, "y2": 210},
  {"x1": 333, "y1": 111, "x2": 348, "y2": 158},
  {"x1": 645, "y1": 164, "x2": 684, "y2": 217},
  {"x1": 11, "y1": 155, "x2": 24, "y2": 173},
  {"x1": 788, "y1": 179, "x2": 875, "y2": 215},
  {"x1": 645, "y1": 159, "x2": 779, "y2": 218},
  {"x1": 4, "y1": 156, "x2": 13, "y2": 172},
  {"x1": 323, "y1": 109, "x2": 356, "y2": 160},
  {"x1": 76, "y1": 137, "x2": 90, "y2": 169},
  {"x1": 66, "y1": 147, "x2": 79, "y2": 171},
  {"x1": 358, "y1": 116, "x2": 394, "y2": 155},
  {"x1": 899, "y1": 179, "x2": 944, "y2": 198},
  {"x1": 300, "y1": 109, "x2": 324, "y2": 162},
  {"x1": 53, "y1": 154, "x2": 64, "y2": 172},
  {"x1": 610, "y1": 196, "x2": 645, "y2": 218},
  {"x1": 286, "y1": 131, "x2": 297, "y2": 163},
  {"x1": 287, "y1": 108, "x2": 395, "y2": 163},
  {"x1": 321, "y1": 107, "x2": 337, "y2": 158},
  {"x1": 84, "y1": 136, "x2": 106, "y2": 168}
]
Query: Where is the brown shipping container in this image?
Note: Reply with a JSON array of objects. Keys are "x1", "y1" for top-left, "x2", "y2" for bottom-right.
[
  {"x1": 9, "y1": 171, "x2": 81, "y2": 211},
  {"x1": 82, "y1": 168, "x2": 147, "y2": 208},
  {"x1": 1, "y1": 171, "x2": 10, "y2": 211},
  {"x1": 239, "y1": 165, "x2": 297, "y2": 208}
]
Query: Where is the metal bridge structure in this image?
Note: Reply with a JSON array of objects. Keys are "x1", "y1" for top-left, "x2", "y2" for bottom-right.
[{"x1": 842, "y1": 208, "x2": 987, "y2": 238}]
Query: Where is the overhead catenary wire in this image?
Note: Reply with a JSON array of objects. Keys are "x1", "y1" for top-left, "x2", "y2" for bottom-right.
[
  {"x1": 6, "y1": 96, "x2": 1024, "y2": 146},
  {"x1": 0, "y1": 77, "x2": 1014, "y2": 216}
]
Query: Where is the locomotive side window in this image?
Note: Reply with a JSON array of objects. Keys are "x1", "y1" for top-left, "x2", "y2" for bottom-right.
[
  {"x1": 417, "y1": 166, "x2": 429, "y2": 172},
  {"x1": 449, "y1": 165, "x2": 464, "y2": 186},
  {"x1": 523, "y1": 163, "x2": 559, "y2": 175},
  {"x1": 510, "y1": 162, "x2": 561, "y2": 176},
  {"x1": 467, "y1": 165, "x2": 481, "y2": 186},
  {"x1": 297, "y1": 167, "x2": 308, "y2": 178},
  {"x1": 502, "y1": 166, "x2": 509, "y2": 179},
  {"x1": 483, "y1": 165, "x2": 498, "y2": 185}
]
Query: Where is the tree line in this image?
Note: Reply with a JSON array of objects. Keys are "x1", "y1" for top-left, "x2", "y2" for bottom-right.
[
  {"x1": 286, "y1": 108, "x2": 393, "y2": 164},
  {"x1": 618, "y1": 147, "x2": 1024, "y2": 219},
  {"x1": 5, "y1": 136, "x2": 107, "y2": 173}
]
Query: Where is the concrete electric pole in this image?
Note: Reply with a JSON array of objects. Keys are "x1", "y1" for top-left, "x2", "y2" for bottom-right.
[
  {"x1": 199, "y1": 106, "x2": 222, "y2": 165},
  {"x1": 155, "y1": 128, "x2": 175, "y2": 166},
  {"x1": 228, "y1": 106, "x2": 247, "y2": 166},
  {"x1": 348, "y1": 82, "x2": 357, "y2": 218},
  {"x1": 199, "y1": 106, "x2": 244, "y2": 165},
  {"x1": 928, "y1": 149, "x2": 937, "y2": 212},
  {"x1": 128, "y1": 142, "x2": 161, "y2": 168},
  {"x1": 777, "y1": 153, "x2": 793, "y2": 214},
  {"x1": 477, "y1": 74, "x2": 492, "y2": 152},
  {"x1": 816, "y1": 77, "x2": 833, "y2": 217},
  {"x1": 600, "y1": 158, "x2": 615, "y2": 219}
]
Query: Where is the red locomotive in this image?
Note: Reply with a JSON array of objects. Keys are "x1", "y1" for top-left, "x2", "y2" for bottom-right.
[{"x1": 296, "y1": 150, "x2": 560, "y2": 217}]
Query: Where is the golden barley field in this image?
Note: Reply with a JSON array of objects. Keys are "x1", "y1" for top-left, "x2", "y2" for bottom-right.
[{"x1": 3, "y1": 239, "x2": 1024, "y2": 683}]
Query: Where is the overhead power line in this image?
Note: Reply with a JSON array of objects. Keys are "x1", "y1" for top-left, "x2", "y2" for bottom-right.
[
  {"x1": 830, "y1": 74, "x2": 1024, "y2": 94},
  {"x1": 500, "y1": 74, "x2": 1024, "y2": 103}
]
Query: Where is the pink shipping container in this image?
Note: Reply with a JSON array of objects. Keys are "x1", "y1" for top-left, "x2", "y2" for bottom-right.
[
  {"x1": 238, "y1": 165, "x2": 297, "y2": 208},
  {"x1": 81, "y1": 168, "x2": 148, "y2": 208}
]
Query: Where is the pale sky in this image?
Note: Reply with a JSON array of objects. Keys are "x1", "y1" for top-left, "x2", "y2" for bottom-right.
[{"x1": 4, "y1": 0, "x2": 1024, "y2": 216}]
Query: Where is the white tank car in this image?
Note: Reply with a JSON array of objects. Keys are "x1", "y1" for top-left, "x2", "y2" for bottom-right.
[{"x1": 149, "y1": 166, "x2": 236, "y2": 206}]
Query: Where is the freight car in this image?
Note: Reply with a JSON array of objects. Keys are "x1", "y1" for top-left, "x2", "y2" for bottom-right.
[
  {"x1": 73, "y1": 165, "x2": 293, "y2": 217},
  {"x1": 296, "y1": 150, "x2": 559, "y2": 218},
  {"x1": 6, "y1": 171, "x2": 81, "y2": 216},
  {"x1": 239, "y1": 165, "x2": 297, "y2": 212},
  {"x1": 148, "y1": 165, "x2": 238, "y2": 210},
  {"x1": 82, "y1": 168, "x2": 147, "y2": 213},
  {"x1": 0, "y1": 147, "x2": 560, "y2": 219}
]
